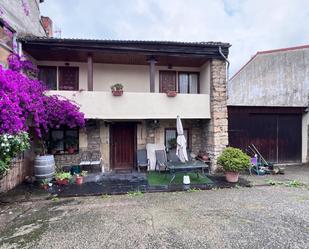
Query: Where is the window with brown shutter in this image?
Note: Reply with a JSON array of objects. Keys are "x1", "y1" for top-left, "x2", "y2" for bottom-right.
[
  {"x1": 59, "y1": 67, "x2": 79, "y2": 90},
  {"x1": 159, "y1": 71, "x2": 176, "y2": 93},
  {"x1": 38, "y1": 66, "x2": 57, "y2": 90}
]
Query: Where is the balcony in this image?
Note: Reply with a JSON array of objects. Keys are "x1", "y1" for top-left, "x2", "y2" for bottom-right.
[{"x1": 47, "y1": 90, "x2": 210, "y2": 119}]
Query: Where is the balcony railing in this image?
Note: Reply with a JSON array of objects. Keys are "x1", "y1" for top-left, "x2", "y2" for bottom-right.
[{"x1": 47, "y1": 90, "x2": 210, "y2": 119}]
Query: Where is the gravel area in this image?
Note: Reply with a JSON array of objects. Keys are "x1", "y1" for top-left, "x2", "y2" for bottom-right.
[{"x1": 0, "y1": 184, "x2": 308, "y2": 249}]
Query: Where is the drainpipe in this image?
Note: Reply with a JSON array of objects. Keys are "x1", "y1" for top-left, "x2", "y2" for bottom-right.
[{"x1": 218, "y1": 46, "x2": 230, "y2": 97}]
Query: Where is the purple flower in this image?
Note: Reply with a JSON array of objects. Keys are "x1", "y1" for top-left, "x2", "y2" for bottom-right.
[{"x1": 0, "y1": 53, "x2": 85, "y2": 138}]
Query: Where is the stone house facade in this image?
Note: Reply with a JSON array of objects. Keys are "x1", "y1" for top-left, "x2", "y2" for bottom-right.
[{"x1": 21, "y1": 38, "x2": 230, "y2": 172}]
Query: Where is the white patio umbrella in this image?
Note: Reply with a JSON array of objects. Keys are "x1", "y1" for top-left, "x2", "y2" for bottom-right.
[{"x1": 176, "y1": 115, "x2": 188, "y2": 163}]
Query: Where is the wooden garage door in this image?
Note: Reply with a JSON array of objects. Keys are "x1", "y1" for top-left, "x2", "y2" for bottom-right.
[{"x1": 228, "y1": 107, "x2": 302, "y2": 163}]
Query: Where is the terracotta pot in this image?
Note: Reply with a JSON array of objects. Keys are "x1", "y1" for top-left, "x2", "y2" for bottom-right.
[
  {"x1": 67, "y1": 147, "x2": 75, "y2": 154},
  {"x1": 56, "y1": 179, "x2": 69, "y2": 185},
  {"x1": 41, "y1": 184, "x2": 49, "y2": 190},
  {"x1": 76, "y1": 176, "x2": 83, "y2": 185},
  {"x1": 166, "y1": 91, "x2": 177, "y2": 97},
  {"x1": 225, "y1": 171, "x2": 240, "y2": 183},
  {"x1": 112, "y1": 89, "x2": 123, "y2": 96}
]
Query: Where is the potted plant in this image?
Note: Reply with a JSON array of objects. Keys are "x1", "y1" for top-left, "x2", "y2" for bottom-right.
[
  {"x1": 54, "y1": 172, "x2": 72, "y2": 185},
  {"x1": 197, "y1": 150, "x2": 209, "y2": 161},
  {"x1": 40, "y1": 179, "x2": 50, "y2": 190},
  {"x1": 75, "y1": 170, "x2": 88, "y2": 185},
  {"x1": 166, "y1": 90, "x2": 177, "y2": 97},
  {"x1": 217, "y1": 147, "x2": 250, "y2": 183},
  {"x1": 111, "y1": 83, "x2": 124, "y2": 96}
]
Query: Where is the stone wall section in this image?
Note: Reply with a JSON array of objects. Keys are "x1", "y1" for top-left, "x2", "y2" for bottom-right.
[{"x1": 204, "y1": 59, "x2": 229, "y2": 172}]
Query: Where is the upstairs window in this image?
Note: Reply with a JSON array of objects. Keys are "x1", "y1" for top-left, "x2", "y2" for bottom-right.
[
  {"x1": 38, "y1": 66, "x2": 57, "y2": 90},
  {"x1": 178, "y1": 72, "x2": 199, "y2": 94},
  {"x1": 59, "y1": 67, "x2": 79, "y2": 90},
  {"x1": 0, "y1": 22, "x2": 14, "y2": 49}
]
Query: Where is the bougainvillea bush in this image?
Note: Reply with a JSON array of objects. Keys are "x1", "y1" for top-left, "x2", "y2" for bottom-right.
[{"x1": 0, "y1": 53, "x2": 85, "y2": 176}]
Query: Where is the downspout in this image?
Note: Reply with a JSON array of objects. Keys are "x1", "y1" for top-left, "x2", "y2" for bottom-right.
[{"x1": 218, "y1": 46, "x2": 230, "y2": 97}]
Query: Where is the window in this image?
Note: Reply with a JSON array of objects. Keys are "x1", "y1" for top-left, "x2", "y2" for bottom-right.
[
  {"x1": 165, "y1": 128, "x2": 189, "y2": 149},
  {"x1": 49, "y1": 128, "x2": 79, "y2": 154},
  {"x1": 159, "y1": 71, "x2": 177, "y2": 93},
  {"x1": 0, "y1": 22, "x2": 14, "y2": 49},
  {"x1": 59, "y1": 67, "x2": 79, "y2": 90},
  {"x1": 38, "y1": 66, "x2": 57, "y2": 90},
  {"x1": 178, "y1": 72, "x2": 199, "y2": 94}
]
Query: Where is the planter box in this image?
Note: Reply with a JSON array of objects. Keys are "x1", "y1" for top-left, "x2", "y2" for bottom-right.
[
  {"x1": 112, "y1": 90, "x2": 123, "y2": 96},
  {"x1": 166, "y1": 91, "x2": 177, "y2": 97}
]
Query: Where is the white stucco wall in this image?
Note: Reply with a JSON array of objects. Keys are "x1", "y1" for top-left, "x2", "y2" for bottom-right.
[
  {"x1": 228, "y1": 48, "x2": 309, "y2": 107},
  {"x1": 0, "y1": 0, "x2": 45, "y2": 36},
  {"x1": 47, "y1": 90, "x2": 211, "y2": 119}
]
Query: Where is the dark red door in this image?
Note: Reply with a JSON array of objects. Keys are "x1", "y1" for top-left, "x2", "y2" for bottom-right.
[
  {"x1": 159, "y1": 71, "x2": 176, "y2": 93},
  {"x1": 111, "y1": 123, "x2": 135, "y2": 170}
]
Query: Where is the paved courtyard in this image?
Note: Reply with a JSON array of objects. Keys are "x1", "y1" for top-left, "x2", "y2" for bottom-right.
[{"x1": 0, "y1": 179, "x2": 308, "y2": 249}]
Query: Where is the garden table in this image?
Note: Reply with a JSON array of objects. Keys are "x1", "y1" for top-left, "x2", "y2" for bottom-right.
[{"x1": 166, "y1": 160, "x2": 210, "y2": 183}]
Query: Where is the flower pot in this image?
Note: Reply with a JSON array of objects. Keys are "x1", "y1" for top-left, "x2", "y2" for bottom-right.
[
  {"x1": 225, "y1": 171, "x2": 240, "y2": 183},
  {"x1": 112, "y1": 89, "x2": 123, "y2": 96},
  {"x1": 166, "y1": 91, "x2": 177, "y2": 97},
  {"x1": 56, "y1": 179, "x2": 69, "y2": 185},
  {"x1": 41, "y1": 184, "x2": 49, "y2": 190},
  {"x1": 76, "y1": 176, "x2": 83, "y2": 185},
  {"x1": 67, "y1": 147, "x2": 75, "y2": 154}
]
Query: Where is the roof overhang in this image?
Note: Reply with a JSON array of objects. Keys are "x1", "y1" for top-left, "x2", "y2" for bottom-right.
[{"x1": 20, "y1": 37, "x2": 231, "y2": 67}]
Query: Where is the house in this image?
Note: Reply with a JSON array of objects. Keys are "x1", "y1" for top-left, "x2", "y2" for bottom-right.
[
  {"x1": 228, "y1": 45, "x2": 309, "y2": 164},
  {"x1": 20, "y1": 37, "x2": 230, "y2": 172}
]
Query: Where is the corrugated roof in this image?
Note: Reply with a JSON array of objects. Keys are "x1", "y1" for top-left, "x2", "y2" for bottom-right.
[
  {"x1": 20, "y1": 36, "x2": 231, "y2": 48},
  {"x1": 230, "y1": 44, "x2": 309, "y2": 81}
]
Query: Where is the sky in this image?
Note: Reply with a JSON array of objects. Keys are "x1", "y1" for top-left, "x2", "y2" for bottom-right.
[{"x1": 40, "y1": 0, "x2": 309, "y2": 76}]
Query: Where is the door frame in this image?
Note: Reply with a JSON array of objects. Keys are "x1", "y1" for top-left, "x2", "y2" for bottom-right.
[{"x1": 109, "y1": 122, "x2": 137, "y2": 171}]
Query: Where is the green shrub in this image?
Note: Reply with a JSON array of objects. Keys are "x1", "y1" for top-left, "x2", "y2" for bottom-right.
[
  {"x1": 217, "y1": 147, "x2": 250, "y2": 172},
  {"x1": 0, "y1": 132, "x2": 30, "y2": 177}
]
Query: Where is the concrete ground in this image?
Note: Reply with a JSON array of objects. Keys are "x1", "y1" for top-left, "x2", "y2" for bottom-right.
[{"x1": 0, "y1": 183, "x2": 308, "y2": 249}]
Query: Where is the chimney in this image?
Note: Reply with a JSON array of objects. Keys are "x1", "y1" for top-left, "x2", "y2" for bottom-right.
[{"x1": 41, "y1": 16, "x2": 53, "y2": 37}]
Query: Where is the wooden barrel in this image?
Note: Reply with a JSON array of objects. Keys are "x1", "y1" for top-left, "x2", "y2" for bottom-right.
[{"x1": 34, "y1": 155, "x2": 55, "y2": 181}]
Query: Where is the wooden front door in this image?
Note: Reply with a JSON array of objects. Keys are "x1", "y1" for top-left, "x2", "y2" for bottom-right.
[
  {"x1": 159, "y1": 71, "x2": 176, "y2": 93},
  {"x1": 110, "y1": 123, "x2": 136, "y2": 170}
]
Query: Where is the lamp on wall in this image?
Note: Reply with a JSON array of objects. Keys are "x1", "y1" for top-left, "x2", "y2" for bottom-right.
[
  {"x1": 65, "y1": 62, "x2": 70, "y2": 66},
  {"x1": 168, "y1": 64, "x2": 173, "y2": 69}
]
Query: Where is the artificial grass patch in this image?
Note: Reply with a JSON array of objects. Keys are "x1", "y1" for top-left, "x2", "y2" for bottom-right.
[{"x1": 147, "y1": 171, "x2": 213, "y2": 186}]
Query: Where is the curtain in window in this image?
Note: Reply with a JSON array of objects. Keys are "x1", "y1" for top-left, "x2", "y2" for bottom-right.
[
  {"x1": 179, "y1": 74, "x2": 189, "y2": 93},
  {"x1": 189, "y1": 74, "x2": 198, "y2": 94}
]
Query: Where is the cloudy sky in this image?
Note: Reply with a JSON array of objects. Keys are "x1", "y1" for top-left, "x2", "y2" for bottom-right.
[{"x1": 40, "y1": 0, "x2": 309, "y2": 75}]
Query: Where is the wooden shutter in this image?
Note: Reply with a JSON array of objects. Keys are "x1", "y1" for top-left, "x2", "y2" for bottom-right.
[
  {"x1": 59, "y1": 67, "x2": 79, "y2": 90},
  {"x1": 159, "y1": 71, "x2": 176, "y2": 93}
]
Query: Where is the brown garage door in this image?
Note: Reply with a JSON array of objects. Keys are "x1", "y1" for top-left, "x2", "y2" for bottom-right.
[{"x1": 228, "y1": 107, "x2": 303, "y2": 163}]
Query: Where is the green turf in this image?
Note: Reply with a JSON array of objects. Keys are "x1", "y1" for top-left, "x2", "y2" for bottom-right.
[{"x1": 147, "y1": 171, "x2": 213, "y2": 186}]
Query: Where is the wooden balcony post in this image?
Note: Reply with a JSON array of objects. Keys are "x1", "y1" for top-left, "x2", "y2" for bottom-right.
[
  {"x1": 87, "y1": 54, "x2": 93, "y2": 91},
  {"x1": 148, "y1": 58, "x2": 157, "y2": 92}
]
